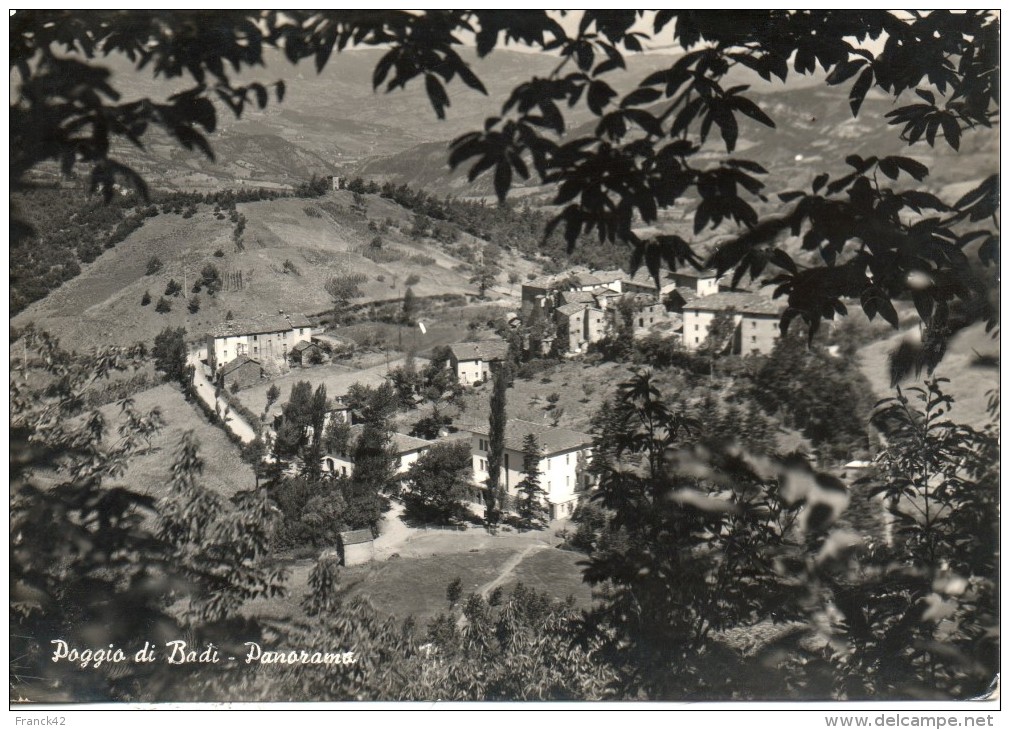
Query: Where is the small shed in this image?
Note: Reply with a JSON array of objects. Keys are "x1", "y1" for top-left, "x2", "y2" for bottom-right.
[
  {"x1": 291, "y1": 339, "x2": 325, "y2": 366},
  {"x1": 219, "y1": 355, "x2": 263, "y2": 389},
  {"x1": 338, "y1": 529, "x2": 375, "y2": 566}
]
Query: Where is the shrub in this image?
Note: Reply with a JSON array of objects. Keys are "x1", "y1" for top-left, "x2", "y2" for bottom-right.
[
  {"x1": 145, "y1": 256, "x2": 163, "y2": 275},
  {"x1": 140, "y1": 290, "x2": 151, "y2": 306},
  {"x1": 282, "y1": 259, "x2": 300, "y2": 276},
  {"x1": 164, "y1": 279, "x2": 182, "y2": 297},
  {"x1": 408, "y1": 254, "x2": 436, "y2": 266},
  {"x1": 188, "y1": 295, "x2": 200, "y2": 314},
  {"x1": 213, "y1": 248, "x2": 225, "y2": 257},
  {"x1": 358, "y1": 245, "x2": 403, "y2": 264},
  {"x1": 404, "y1": 274, "x2": 420, "y2": 286},
  {"x1": 155, "y1": 297, "x2": 172, "y2": 313}
]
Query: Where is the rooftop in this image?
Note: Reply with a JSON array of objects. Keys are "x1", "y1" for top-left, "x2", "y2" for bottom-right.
[
  {"x1": 344, "y1": 425, "x2": 432, "y2": 455},
  {"x1": 555, "y1": 303, "x2": 587, "y2": 317},
  {"x1": 292, "y1": 340, "x2": 321, "y2": 352},
  {"x1": 220, "y1": 355, "x2": 261, "y2": 375},
  {"x1": 559, "y1": 290, "x2": 597, "y2": 305},
  {"x1": 468, "y1": 418, "x2": 592, "y2": 454},
  {"x1": 591, "y1": 286, "x2": 622, "y2": 297},
  {"x1": 624, "y1": 268, "x2": 675, "y2": 288},
  {"x1": 578, "y1": 271, "x2": 624, "y2": 287},
  {"x1": 339, "y1": 529, "x2": 374, "y2": 546},
  {"x1": 448, "y1": 340, "x2": 509, "y2": 362},
  {"x1": 672, "y1": 268, "x2": 720, "y2": 279},
  {"x1": 208, "y1": 313, "x2": 312, "y2": 338},
  {"x1": 683, "y1": 291, "x2": 785, "y2": 316}
]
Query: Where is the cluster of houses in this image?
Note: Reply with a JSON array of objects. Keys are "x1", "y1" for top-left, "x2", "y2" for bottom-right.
[
  {"x1": 201, "y1": 315, "x2": 593, "y2": 525},
  {"x1": 313, "y1": 403, "x2": 592, "y2": 523},
  {"x1": 200, "y1": 258, "x2": 788, "y2": 546},
  {"x1": 516, "y1": 265, "x2": 786, "y2": 357},
  {"x1": 207, "y1": 313, "x2": 355, "y2": 389}
]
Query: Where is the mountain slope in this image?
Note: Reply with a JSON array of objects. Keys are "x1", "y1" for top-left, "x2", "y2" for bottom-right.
[{"x1": 11, "y1": 189, "x2": 538, "y2": 352}]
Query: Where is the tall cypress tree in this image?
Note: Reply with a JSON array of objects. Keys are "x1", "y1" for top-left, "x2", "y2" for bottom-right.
[
  {"x1": 485, "y1": 362, "x2": 507, "y2": 526},
  {"x1": 516, "y1": 433, "x2": 548, "y2": 530}
]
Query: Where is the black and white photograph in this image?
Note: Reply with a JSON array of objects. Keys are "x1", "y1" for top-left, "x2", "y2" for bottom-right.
[{"x1": 9, "y1": 9, "x2": 1001, "y2": 715}]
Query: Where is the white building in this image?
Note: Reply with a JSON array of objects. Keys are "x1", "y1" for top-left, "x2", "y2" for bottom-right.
[
  {"x1": 448, "y1": 340, "x2": 510, "y2": 385},
  {"x1": 206, "y1": 313, "x2": 312, "y2": 372},
  {"x1": 321, "y1": 425, "x2": 432, "y2": 478},
  {"x1": 467, "y1": 419, "x2": 594, "y2": 520}
]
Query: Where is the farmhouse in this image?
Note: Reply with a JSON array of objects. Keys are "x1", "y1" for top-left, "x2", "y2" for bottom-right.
[
  {"x1": 322, "y1": 425, "x2": 432, "y2": 478},
  {"x1": 468, "y1": 419, "x2": 594, "y2": 520},
  {"x1": 207, "y1": 313, "x2": 312, "y2": 372},
  {"x1": 217, "y1": 355, "x2": 263, "y2": 389},
  {"x1": 448, "y1": 340, "x2": 510, "y2": 385},
  {"x1": 682, "y1": 292, "x2": 785, "y2": 355}
]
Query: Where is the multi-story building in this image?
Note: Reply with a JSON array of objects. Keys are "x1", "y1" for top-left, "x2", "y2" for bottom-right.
[
  {"x1": 206, "y1": 313, "x2": 312, "y2": 372},
  {"x1": 554, "y1": 303, "x2": 608, "y2": 354},
  {"x1": 467, "y1": 419, "x2": 594, "y2": 520},
  {"x1": 682, "y1": 292, "x2": 785, "y2": 355}
]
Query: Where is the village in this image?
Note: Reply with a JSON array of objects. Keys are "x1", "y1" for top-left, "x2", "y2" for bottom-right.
[
  {"x1": 193, "y1": 256, "x2": 791, "y2": 568},
  {"x1": 11, "y1": 9, "x2": 999, "y2": 707}
]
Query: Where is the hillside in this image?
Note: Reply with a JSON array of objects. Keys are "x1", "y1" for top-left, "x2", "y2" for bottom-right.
[
  {"x1": 361, "y1": 83, "x2": 998, "y2": 205},
  {"x1": 11, "y1": 189, "x2": 539, "y2": 353},
  {"x1": 82, "y1": 48, "x2": 686, "y2": 190}
]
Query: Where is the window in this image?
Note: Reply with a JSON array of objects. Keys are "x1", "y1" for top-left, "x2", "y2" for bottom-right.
[
  {"x1": 566, "y1": 453, "x2": 570, "y2": 465},
  {"x1": 253, "y1": 335, "x2": 258, "y2": 341},
  {"x1": 566, "y1": 475, "x2": 570, "y2": 487},
  {"x1": 751, "y1": 321, "x2": 757, "y2": 328},
  {"x1": 751, "y1": 336, "x2": 757, "y2": 343},
  {"x1": 694, "y1": 337, "x2": 699, "y2": 344},
  {"x1": 694, "y1": 324, "x2": 699, "y2": 331}
]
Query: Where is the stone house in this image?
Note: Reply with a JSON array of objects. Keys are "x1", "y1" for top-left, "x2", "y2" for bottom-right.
[
  {"x1": 682, "y1": 292, "x2": 785, "y2": 355},
  {"x1": 218, "y1": 355, "x2": 263, "y2": 390}
]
